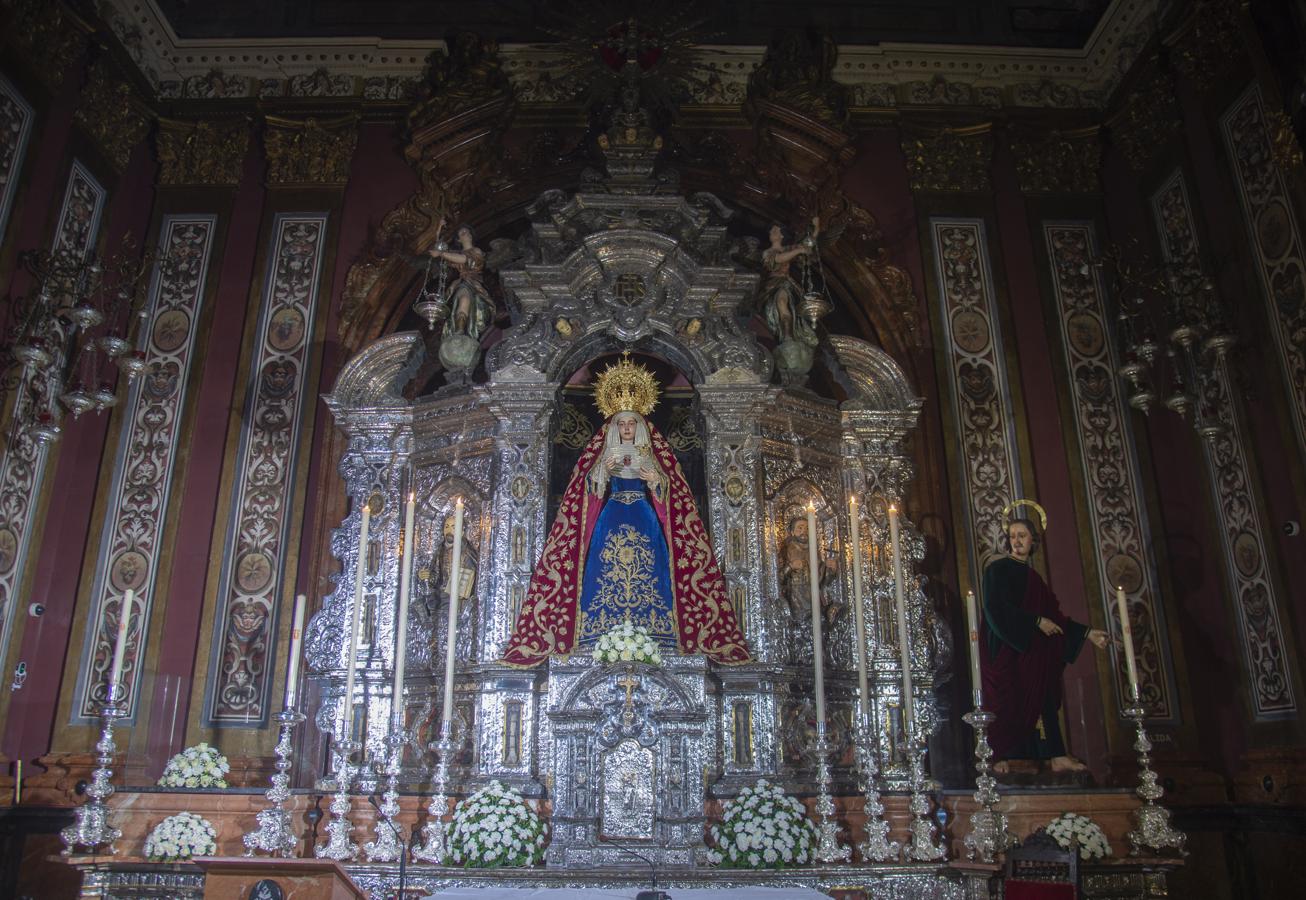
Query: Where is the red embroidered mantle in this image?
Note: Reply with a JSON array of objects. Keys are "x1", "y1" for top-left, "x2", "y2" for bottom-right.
[{"x1": 501, "y1": 416, "x2": 750, "y2": 666}]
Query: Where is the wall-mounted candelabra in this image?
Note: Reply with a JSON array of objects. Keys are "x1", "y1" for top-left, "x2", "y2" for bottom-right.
[
  {"x1": 2, "y1": 239, "x2": 155, "y2": 445},
  {"x1": 1095, "y1": 241, "x2": 1234, "y2": 439}
]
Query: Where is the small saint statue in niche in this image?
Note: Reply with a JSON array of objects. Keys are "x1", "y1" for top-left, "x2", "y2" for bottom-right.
[{"x1": 778, "y1": 514, "x2": 841, "y2": 627}]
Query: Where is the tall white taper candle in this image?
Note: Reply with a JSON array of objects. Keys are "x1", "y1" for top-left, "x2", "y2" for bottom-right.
[
  {"x1": 888, "y1": 504, "x2": 915, "y2": 740},
  {"x1": 107, "y1": 588, "x2": 134, "y2": 703},
  {"x1": 392, "y1": 492, "x2": 416, "y2": 723},
  {"x1": 806, "y1": 502, "x2": 826, "y2": 728},
  {"x1": 284, "y1": 593, "x2": 306, "y2": 708},
  {"x1": 342, "y1": 499, "x2": 370, "y2": 737},
  {"x1": 441, "y1": 497, "x2": 465, "y2": 730},
  {"x1": 965, "y1": 589, "x2": 983, "y2": 709},
  {"x1": 849, "y1": 497, "x2": 871, "y2": 723},
  {"x1": 1116, "y1": 586, "x2": 1140, "y2": 702}
]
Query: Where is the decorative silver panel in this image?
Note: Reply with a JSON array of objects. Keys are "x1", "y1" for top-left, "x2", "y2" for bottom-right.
[
  {"x1": 74, "y1": 215, "x2": 217, "y2": 720},
  {"x1": 0, "y1": 73, "x2": 34, "y2": 248},
  {"x1": 0, "y1": 160, "x2": 105, "y2": 669},
  {"x1": 1150, "y1": 168, "x2": 1295, "y2": 717},
  {"x1": 1043, "y1": 220, "x2": 1176, "y2": 720}
]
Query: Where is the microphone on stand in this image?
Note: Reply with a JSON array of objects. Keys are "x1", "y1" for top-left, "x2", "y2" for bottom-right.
[
  {"x1": 597, "y1": 835, "x2": 671, "y2": 900},
  {"x1": 368, "y1": 794, "x2": 411, "y2": 900}
]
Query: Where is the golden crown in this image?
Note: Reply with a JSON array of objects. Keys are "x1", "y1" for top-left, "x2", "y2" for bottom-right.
[{"x1": 593, "y1": 351, "x2": 660, "y2": 418}]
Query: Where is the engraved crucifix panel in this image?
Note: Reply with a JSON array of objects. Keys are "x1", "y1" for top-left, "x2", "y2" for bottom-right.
[{"x1": 600, "y1": 739, "x2": 655, "y2": 840}]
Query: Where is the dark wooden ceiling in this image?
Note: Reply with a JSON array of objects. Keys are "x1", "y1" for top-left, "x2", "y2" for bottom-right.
[{"x1": 153, "y1": 0, "x2": 1113, "y2": 50}]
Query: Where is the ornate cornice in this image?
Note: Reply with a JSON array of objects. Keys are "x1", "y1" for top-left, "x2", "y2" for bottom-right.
[
  {"x1": 156, "y1": 118, "x2": 250, "y2": 187},
  {"x1": 263, "y1": 113, "x2": 359, "y2": 187},
  {"x1": 1107, "y1": 66, "x2": 1181, "y2": 172},
  {"x1": 1011, "y1": 127, "x2": 1102, "y2": 195},
  {"x1": 74, "y1": 59, "x2": 152, "y2": 174},
  {"x1": 1, "y1": 0, "x2": 92, "y2": 91},
  {"x1": 901, "y1": 124, "x2": 993, "y2": 194},
  {"x1": 98, "y1": 0, "x2": 1161, "y2": 112}
]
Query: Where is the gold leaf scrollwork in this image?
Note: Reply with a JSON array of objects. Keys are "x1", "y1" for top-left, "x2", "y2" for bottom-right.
[
  {"x1": 74, "y1": 59, "x2": 151, "y2": 174},
  {"x1": 156, "y1": 118, "x2": 251, "y2": 187},
  {"x1": 1168, "y1": 0, "x2": 1245, "y2": 93},
  {"x1": 1011, "y1": 127, "x2": 1102, "y2": 195},
  {"x1": 900, "y1": 124, "x2": 993, "y2": 193},
  {"x1": 1107, "y1": 67, "x2": 1180, "y2": 173},
  {"x1": 1268, "y1": 107, "x2": 1304, "y2": 174},
  {"x1": 263, "y1": 113, "x2": 359, "y2": 187},
  {"x1": 4, "y1": 0, "x2": 90, "y2": 90},
  {"x1": 554, "y1": 402, "x2": 593, "y2": 450}
]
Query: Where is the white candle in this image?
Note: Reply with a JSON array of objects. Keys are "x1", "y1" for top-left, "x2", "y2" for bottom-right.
[
  {"x1": 342, "y1": 499, "x2": 370, "y2": 737},
  {"x1": 888, "y1": 504, "x2": 915, "y2": 740},
  {"x1": 440, "y1": 497, "x2": 465, "y2": 730},
  {"x1": 1116, "y1": 586, "x2": 1140, "y2": 703},
  {"x1": 107, "y1": 588, "x2": 134, "y2": 703},
  {"x1": 806, "y1": 502, "x2": 826, "y2": 728},
  {"x1": 965, "y1": 589, "x2": 983, "y2": 710},
  {"x1": 392, "y1": 492, "x2": 416, "y2": 724},
  {"x1": 284, "y1": 593, "x2": 306, "y2": 708},
  {"x1": 848, "y1": 497, "x2": 871, "y2": 724}
]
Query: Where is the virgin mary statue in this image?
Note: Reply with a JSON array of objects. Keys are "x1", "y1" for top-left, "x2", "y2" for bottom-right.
[{"x1": 502, "y1": 355, "x2": 750, "y2": 667}]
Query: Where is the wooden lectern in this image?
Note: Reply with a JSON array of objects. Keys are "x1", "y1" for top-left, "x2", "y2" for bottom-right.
[{"x1": 194, "y1": 856, "x2": 370, "y2": 900}]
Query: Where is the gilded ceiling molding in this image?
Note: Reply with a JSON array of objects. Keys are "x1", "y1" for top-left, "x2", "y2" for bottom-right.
[
  {"x1": 1165, "y1": 0, "x2": 1247, "y2": 92},
  {"x1": 98, "y1": 0, "x2": 1161, "y2": 112},
  {"x1": 156, "y1": 118, "x2": 250, "y2": 187},
  {"x1": 1107, "y1": 67, "x2": 1180, "y2": 172},
  {"x1": 901, "y1": 125, "x2": 993, "y2": 194},
  {"x1": 263, "y1": 114, "x2": 359, "y2": 187},
  {"x1": 74, "y1": 59, "x2": 152, "y2": 174},
  {"x1": 1010, "y1": 127, "x2": 1102, "y2": 195},
  {"x1": 2, "y1": 0, "x2": 92, "y2": 90}
]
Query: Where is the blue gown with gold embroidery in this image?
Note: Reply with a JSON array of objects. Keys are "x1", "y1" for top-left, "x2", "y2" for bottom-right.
[{"x1": 577, "y1": 476, "x2": 677, "y2": 648}]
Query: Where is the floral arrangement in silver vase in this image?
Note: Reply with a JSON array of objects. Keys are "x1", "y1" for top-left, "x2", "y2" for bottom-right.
[
  {"x1": 1045, "y1": 813, "x2": 1112, "y2": 860},
  {"x1": 446, "y1": 781, "x2": 549, "y2": 867},
  {"x1": 705, "y1": 779, "x2": 818, "y2": 869},
  {"x1": 143, "y1": 812, "x2": 218, "y2": 862},
  {"x1": 593, "y1": 621, "x2": 663, "y2": 666},
  {"x1": 157, "y1": 742, "x2": 230, "y2": 788}
]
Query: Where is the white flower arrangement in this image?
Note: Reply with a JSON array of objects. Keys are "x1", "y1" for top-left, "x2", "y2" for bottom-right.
[
  {"x1": 157, "y1": 742, "x2": 230, "y2": 789},
  {"x1": 446, "y1": 780, "x2": 549, "y2": 868},
  {"x1": 704, "y1": 778, "x2": 817, "y2": 869},
  {"x1": 1045, "y1": 812, "x2": 1112, "y2": 860},
  {"x1": 593, "y1": 620, "x2": 663, "y2": 666},
  {"x1": 143, "y1": 812, "x2": 218, "y2": 862}
]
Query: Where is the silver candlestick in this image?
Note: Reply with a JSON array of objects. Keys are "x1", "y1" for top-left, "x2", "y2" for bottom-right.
[
  {"x1": 364, "y1": 728, "x2": 408, "y2": 861},
  {"x1": 244, "y1": 708, "x2": 306, "y2": 857},
  {"x1": 60, "y1": 694, "x2": 126, "y2": 855},
  {"x1": 1123, "y1": 703, "x2": 1187, "y2": 857},
  {"x1": 413, "y1": 724, "x2": 456, "y2": 863},
  {"x1": 812, "y1": 722, "x2": 850, "y2": 863},
  {"x1": 961, "y1": 708, "x2": 1016, "y2": 862},
  {"x1": 902, "y1": 738, "x2": 946, "y2": 861},
  {"x1": 852, "y1": 712, "x2": 900, "y2": 862},
  {"x1": 315, "y1": 737, "x2": 362, "y2": 861}
]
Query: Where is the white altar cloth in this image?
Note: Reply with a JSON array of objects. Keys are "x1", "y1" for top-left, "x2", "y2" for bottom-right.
[{"x1": 432, "y1": 889, "x2": 830, "y2": 899}]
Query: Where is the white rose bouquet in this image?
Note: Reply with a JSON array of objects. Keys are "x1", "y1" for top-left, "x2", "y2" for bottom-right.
[
  {"x1": 157, "y1": 742, "x2": 230, "y2": 789},
  {"x1": 705, "y1": 778, "x2": 817, "y2": 869},
  {"x1": 447, "y1": 780, "x2": 548, "y2": 868},
  {"x1": 1045, "y1": 812, "x2": 1112, "y2": 860},
  {"x1": 143, "y1": 812, "x2": 218, "y2": 862},
  {"x1": 593, "y1": 621, "x2": 663, "y2": 666}
]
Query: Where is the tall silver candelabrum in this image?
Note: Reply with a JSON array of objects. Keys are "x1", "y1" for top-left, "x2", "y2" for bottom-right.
[
  {"x1": 243, "y1": 708, "x2": 307, "y2": 857},
  {"x1": 364, "y1": 727, "x2": 408, "y2": 861},
  {"x1": 902, "y1": 734, "x2": 946, "y2": 861},
  {"x1": 852, "y1": 711, "x2": 900, "y2": 862},
  {"x1": 315, "y1": 737, "x2": 362, "y2": 861},
  {"x1": 1123, "y1": 702, "x2": 1187, "y2": 857},
  {"x1": 811, "y1": 721, "x2": 851, "y2": 863},
  {"x1": 60, "y1": 693, "x2": 125, "y2": 855},
  {"x1": 961, "y1": 708, "x2": 1016, "y2": 862},
  {"x1": 413, "y1": 724, "x2": 457, "y2": 863}
]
